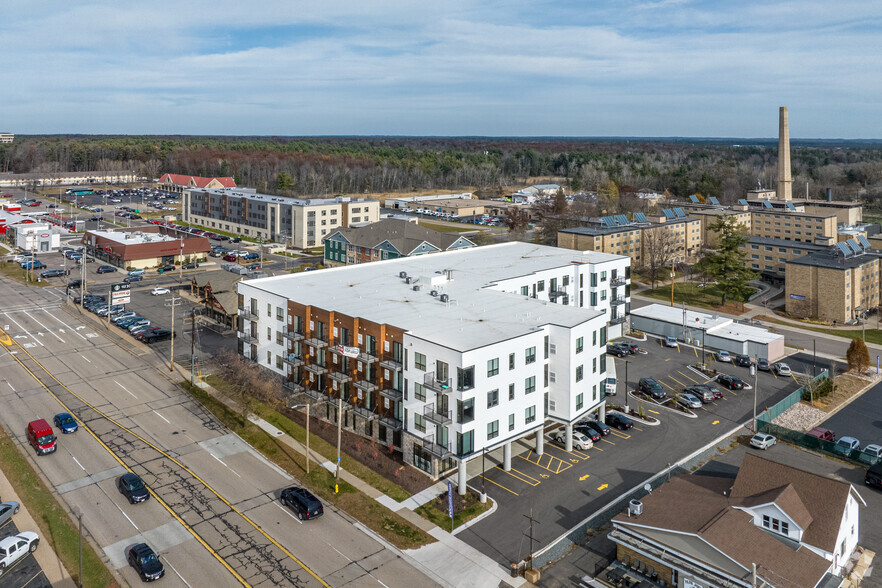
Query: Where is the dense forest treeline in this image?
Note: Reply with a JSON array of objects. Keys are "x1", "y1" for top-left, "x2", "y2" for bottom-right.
[{"x1": 2, "y1": 136, "x2": 882, "y2": 205}]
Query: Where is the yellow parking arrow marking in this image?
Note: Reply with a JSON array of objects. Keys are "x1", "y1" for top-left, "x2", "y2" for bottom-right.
[
  {"x1": 580, "y1": 474, "x2": 590, "y2": 481},
  {"x1": 597, "y1": 483, "x2": 609, "y2": 491},
  {"x1": 664, "y1": 358, "x2": 671, "y2": 362},
  {"x1": 712, "y1": 420, "x2": 720, "y2": 425}
]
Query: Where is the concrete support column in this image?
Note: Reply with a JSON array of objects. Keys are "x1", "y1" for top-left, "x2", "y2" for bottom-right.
[
  {"x1": 565, "y1": 423, "x2": 574, "y2": 452},
  {"x1": 503, "y1": 442, "x2": 512, "y2": 471},
  {"x1": 535, "y1": 428, "x2": 544, "y2": 456},
  {"x1": 599, "y1": 401, "x2": 606, "y2": 422},
  {"x1": 457, "y1": 459, "x2": 467, "y2": 496}
]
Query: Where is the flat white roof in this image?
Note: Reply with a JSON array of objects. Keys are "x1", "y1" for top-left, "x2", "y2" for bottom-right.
[
  {"x1": 631, "y1": 303, "x2": 783, "y2": 344},
  {"x1": 89, "y1": 230, "x2": 181, "y2": 246},
  {"x1": 196, "y1": 188, "x2": 374, "y2": 207},
  {"x1": 242, "y1": 243, "x2": 628, "y2": 351}
]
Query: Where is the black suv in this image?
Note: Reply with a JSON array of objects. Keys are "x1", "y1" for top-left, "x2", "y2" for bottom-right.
[
  {"x1": 117, "y1": 473, "x2": 150, "y2": 504},
  {"x1": 638, "y1": 377, "x2": 666, "y2": 400},
  {"x1": 866, "y1": 463, "x2": 882, "y2": 489},
  {"x1": 574, "y1": 424, "x2": 601, "y2": 442},
  {"x1": 127, "y1": 543, "x2": 164, "y2": 581},
  {"x1": 606, "y1": 343, "x2": 630, "y2": 358},
  {"x1": 281, "y1": 487, "x2": 323, "y2": 520},
  {"x1": 734, "y1": 354, "x2": 753, "y2": 367},
  {"x1": 605, "y1": 413, "x2": 634, "y2": 430},
  {"x1": 717, "y1": 374, "x2": 746, "y2": 390},
  {"x1": 97, "y1": 265, "x2": 117, "y2": 274}
]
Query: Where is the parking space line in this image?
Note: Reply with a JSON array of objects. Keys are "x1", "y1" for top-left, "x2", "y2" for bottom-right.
[
  {"x1": 500, "y1": 466, "x2": 541, "y2": 486},
  {"x1": 659, "y1": 380, "x2": 676, "y2": 391},
  {"x1": 633, "y1": 426, "x2": 643, "y2": 431},
  {"x1": 483, "y1": 475, "x2": 520, "y2": 496},
  {"x1": 520, "y1": 452, "x2": 572, "y2": 474},
  {"x1": 20, "y1": 570, "x2": 47, "y2": 588},
  {"x1": 601, "y1": 438, "x2": 616, "y2": 445},
  {"x1": 610, "y1": 430, "x2": 631, "y2": 439},
  {"x1": 677, "y1": 370, "x2": 700, "y2": 383},
  {"x1": 544, "y1": 443, "x2": 590, "y2": 461}
]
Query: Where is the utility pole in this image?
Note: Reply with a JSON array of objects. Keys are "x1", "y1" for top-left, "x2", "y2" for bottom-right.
[
  {"x1": 190, "y1": 308, "x2": 196, "y2": 386},
  {"x1": 670, "y1": 258, "x2": 675, "y2": 307},
  {"x1": 75, "y1": 507, "x2": 83, "y2": 588},
  {"x1": 179, "y1": 237, "x2": 184, "y2": 284},
  {"x1": 523, "y1": 509, "x2": 541, "y2": 572},
  {"x1": 167, "y1": 295, "x2": 182, "y2": 372},
  {"x1": 335, "y1": 395, "x2": 343, "y2": 492},
  {"x1": 306, "y1": 402, "x2": 311, "y2": 474},
  {"x1": 752, "y1": 358, "x2": 759, "y2": 432}
]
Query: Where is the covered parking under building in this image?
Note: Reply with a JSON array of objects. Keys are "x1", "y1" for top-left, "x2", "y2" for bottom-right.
[{"x1": 630, "y1": 303, "x2": 785, "y2": 361}]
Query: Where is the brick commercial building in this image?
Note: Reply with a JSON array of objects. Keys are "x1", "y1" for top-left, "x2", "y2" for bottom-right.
[
  {"x1": 323, "y1": 218, "x2": 476, "y2": 267},
  {"x1": 236, "y1": 242, "x2": 630, "y2": 490},
  {"x1": 82, "y1": 227, "x2": 211, "y2": 270},
  {"x1": 158, "y1": 173, "x2": 236, "y2": 194},
  {"x1": 182, "y1": 187, "x2": 380, "y2": 248}
]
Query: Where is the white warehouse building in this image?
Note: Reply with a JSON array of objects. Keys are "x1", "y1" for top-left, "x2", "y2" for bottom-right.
[{"x1": 236, "y1": 242, "x2": 631, "y2": 493}]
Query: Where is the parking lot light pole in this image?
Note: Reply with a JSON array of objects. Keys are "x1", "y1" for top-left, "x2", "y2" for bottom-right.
[
  {"x1": 751, "y1": 359, "x2": 758, "y2": 433},
  {"x1": 167, "y1": 295, "x2": 182, "y2": 372}
]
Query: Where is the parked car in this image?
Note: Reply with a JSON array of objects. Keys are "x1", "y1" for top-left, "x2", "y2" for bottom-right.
[
  {"x1": 582, "y1": 419, "x2": 611, "y2": 437},
  {"x1": 756, "y1": 358, "x2": 771, "y2": 371},
  {"x1": 574, "y1": 425, "x2": 602, "y2": 442},
  {"x1": 117, "y1": 473, "x2": 150, "y2": 504},
  {"x1": 860, "y1": 444, "x2": 882, "y2": 463},
  {"x1": 67, "y1": 279, "x2": 82, "y2": 289},
  {"x1": 97, "y1": 265, "x2": 117, "y2": 274},
  {"x1": 112, "y1": 311, "x2": 137, "y2": 323},
  {"x1": 53, "y1": 413, "x2": 78, "y2": 434},
  {"x1": 678, "y1": 393, "x2": 702, "y2": 409},
  {"x1": 243, "y1": 252, "x2": 259, "y2": 260},
  {"x1": 663, "y1": 336, "x2": 678, "y2": 348},
  {"x1": 127, "y1": 320, "x2": 151, "y2": 332},
  {"x1": 807, "y1": 427, "x2": 835, "y2": 442},
  {"x1": 247, "y1": 263, "x2": 261, "y2": 270},
  {"x1": 552, "y1": 430, "x2": 594, "y2": 450},
  {"x1": 182, "y1": 262, "x2": 199, "y2": 269},
  {"x1": 638, "y1": 377, "x2": 666, "y2": 400},
  {"x1": 734, "y1": 354, "x2": 753, "y2": 367},
  {"x1": 620, "y1": 342, "x2": 639, "y2": 354},
  {"x1": 684, "y1": 385, "x2": 715, "y2": 403},
  {"x1": 834, "y1": 437, "x2": 861, "y2": 456},
  {"x1": 866, "y1": 462, "x2": 882, "y2": 489},
  {"x1": 750, "y1": 433, "x2": 777, "y2": 450},
  {"x1": 157, "y1": 264, "x2": 176, "y2": 274},
  {"x1": 123, "y1": 275, "x2": 143, "y2": 283},
  {"x1": 223, "y1": 254, "x2": 238, "y2": 262},
  {"x1": 716, "y1": 374, "x2": 745, "y2": 390},
  {"x1": 126, "y1": 543, "x2": 165, "y2": 582},
  {"x1": 0, "y1": 502, "x2": 20, "y2": 529},
  {"x1": 605, "y1": 413, "x2": 634, "y2": 430},
  {"x1": 127, "y1": 268, "x2": 146, "y2": 277},
  {"x1": 606, "y1": 343, "x2": 629, "y2": 358},
  {"x1": 39, "y1": 269, "x2": 64, "y2": 278},
  {"x1": 151, "y1": 287, "x2": 170, "y2": 296},
  {"x1": 21, "y1": 260, "x2": 46, "y2": 269},
  {"x1": 0, "y1": 532, "x2": 40, "y2": 577},
  {"x1": 142, "y1": 329, "x2": 173, "y2": 344},
  {"x1": 716, "y1": 350, "x2": 732, "y2": 363},
  {"x1": 771, "y1": 362, "x2": 792, "y2": 376},
  {"x1": 280, "y1": 487, "x2": 324, "y2": 520}
]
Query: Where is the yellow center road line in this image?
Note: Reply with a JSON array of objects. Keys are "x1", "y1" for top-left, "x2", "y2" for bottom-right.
[
  {"x1": 0, "y1": 328, "x2": 329, "y2": 588},
  {"x1": 482, "y1": 476, "x2": 519, "y2": 496}
]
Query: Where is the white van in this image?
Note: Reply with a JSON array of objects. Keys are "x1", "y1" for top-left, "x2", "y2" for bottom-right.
[{"x1": 605, "y1": 358, "x2": 617, "y2": 396}]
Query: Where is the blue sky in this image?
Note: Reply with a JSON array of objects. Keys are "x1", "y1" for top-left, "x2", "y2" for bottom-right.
[{"x1": 2, "y1": 0, "x2": 880, "y2": 137}]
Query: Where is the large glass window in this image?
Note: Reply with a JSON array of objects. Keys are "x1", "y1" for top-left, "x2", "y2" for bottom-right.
[
  {"x1": 457, "y1": 431, "x2": 474, "y2": 456},
  {"x1": 509, "y1": 413, "x2": 515, "y2": 431},
  {"x1": 525, "y1": 405, "x2": 536, "y2": 424},
  {"x1": 457, "y1": 398, "x2": 475, "y2": 424},
  {"x1": 457, "y1": 366, "x2": 475, "y2": 391},
  {"x1": 525, "y1": 347, "x2": 536, "y2": 364},
  {"x1": 576, "y1": 393, "x2": 584, "y2": 410},
  {"x1": 487, "y1": 358, "x2": 499, "y2": 377},
  {"x1": 509, "y1": 353, "x2": 515, "y2": 369},
  {"x1": 487, "y1": 420, "x2": 499, "y2": 440},
  {"x1": 576, "y1": 365, "x2": 583, "y2": 382},
  {"x1": 414, "y1": 414, "x2": 426, "y2": 433},
  {"x1": 413, "y1": 444, "x2": 432, "y2": 473},
  {"x1": 576, "y1": 337, "x2": 584, "y2": 353},
  {"x1": 487, "y1": 389, "x2": 499, "y2": 408},
  {"x1": 414, "y1": 383, "x2": 426, "y2": 402},
  {"x1": 415, "y1": 352, "x2": 426, "y2": 371},
  {"x1": 525, "y1": 376, "x2": 536, "y2": 395}
]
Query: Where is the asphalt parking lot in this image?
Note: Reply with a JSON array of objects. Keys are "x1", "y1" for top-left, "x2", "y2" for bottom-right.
[
  {"x1": 0, "y1": 516, "x2": 51, "y2": 588},
  {"x1": 821, "y1": 379, "x2": 882, "y2": 451},
  {"x1": 457, "y1": 337, "x2": 805, "y2": 567}
]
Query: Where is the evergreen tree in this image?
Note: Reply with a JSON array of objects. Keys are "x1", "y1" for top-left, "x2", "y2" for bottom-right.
[{"x1": 696, "y1": 215, "x2": 756, "y2": 305}]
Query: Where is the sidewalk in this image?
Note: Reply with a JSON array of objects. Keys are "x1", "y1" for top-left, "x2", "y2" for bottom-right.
[
  {"x1": 0, "y1": 461, "x2": 76, "y2": 587},
  {"x1": 202, "y1": 385, "x2": 524, "y2": 588}
]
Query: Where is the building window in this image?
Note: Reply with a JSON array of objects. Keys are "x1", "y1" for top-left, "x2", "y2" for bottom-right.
[
  {"x1": 458, "y1": 398, "x2": 475, "y2": 424},
  {"x1": 576, "y1": 365, "x2": 584, "y2": 382},
  {"x1": 576, "y1": 337, "x2": 584, "y2": 353},
  {"x1": 266, "y1": 350, "x2": 271, "y2": 364},
  {"x1": 276, "y1": 307, "x2": 283, "y2": 321},
  {"x1": 415, "y1": 352, "x2": 426, "y2": 371},
  {"x1": 457, "y1": 366, "x2": 475, "y2": 391},
  {"x1": 413, "y1": 444, "x2": 432, "y2": 473},
  {"x1": 509, "y1": 413, "x2": 515, "y2": 431},
  {"x1": 537, "y1": 280, "x2": 545, "y2": 292},
  {"x1": 487, "y1": 420, "x2": 499, "y2": 440},
  {"x1": 521, "y1": 286, "x2": 528, "y2": 296},
  {"x1": 457, "y1": 430, "x2": 474, "y2": 456},
  {"x1": 576, "y1": 393, "x2": 584, "y2": 410},
  {"x1": 525, "y1": 376, "x2": 536, "y2": 395},
  {"x1": 414, "y1": 383, "x2": 426, "y2": 402},
  {"x1": 509, "y1": 383, "x2": 515, "y2": 400},
  {"x1": 267, "y1": 327, "x2": 272, "y2": 341},
  {"x1": 525, "y1": 347, "x2": 536, "y2": 364},
  {"x1": 525, "y1": 405, "x2": 536, "y2": 424},
  {"x1": 487, "y1": 389, "x2": 499, "y2": 408},
  {"x1": 509, "y1": 353, "x2": 515, "y2": 369},
  {"x1": 487, "y1": 358, "x2": 499, "y2": 377},
  {"x1": 414, "y1": 414, "x2": 426, "y2": 433},
  {"x1": 276, "y1": 331, "x2": 283, "y2": 345},
  {"x1": 593, "y1": 357, "x2": 597, "y2": 373}
]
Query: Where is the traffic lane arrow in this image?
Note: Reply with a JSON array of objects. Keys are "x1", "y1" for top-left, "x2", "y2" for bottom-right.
[
  {"x1": 597, "y1": 483, "x2": 608, "y2": 491},
  {"x1": 579, "y1": 474, "x2": 590, "y2": 481}
]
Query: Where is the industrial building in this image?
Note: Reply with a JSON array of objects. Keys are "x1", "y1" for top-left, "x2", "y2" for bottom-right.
[
  {"x1": 236, "y1": 242, "x2": 631, "y2": 490},
  {"x1": 182, "y1": 187, "x2": 380, "y2": 248},
  {"x1": 0, "y1": 170, "x2": 137, "y2": 188}
]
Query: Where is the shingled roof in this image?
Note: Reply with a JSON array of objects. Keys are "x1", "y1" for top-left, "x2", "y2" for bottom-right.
[{"x1": 326, "y1": 218, "x2": 474, "y2": 255}]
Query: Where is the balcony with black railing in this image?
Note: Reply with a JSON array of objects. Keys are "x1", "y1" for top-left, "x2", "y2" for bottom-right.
[
  {"x1": 379, "y1": 414, "x2": 402, "y2": 430},
  {"x1": 610, "y1": 315, "x2": 627, "y2": 325},
  {"x1": 548, "y1": 288, "x2": 567, "y2": 300},
  {"x1": 303, "y1": 363, "x2": 328, "y2": 375},
  {"x1": 238, "y1": 331, "x2": 258, "y2": 345},
  {"x1": 352, "y1": 405, "x2": 377, "y2": 421},
  {"x1": 423, "y1": 372, "x2": 452, "y2": 394},
  {"x1": 304, "y1": 336, "x2": 328, "y2": 349},
  {"x1": 423, "y1": 435, "x2": 453, "y2": 459},
  {"x1": 282, "y1": 354, "x2": 303, "y2": 367},
  {"x1": 610, "y1": 296, "x2": 626, "y2": 306},
  {"x1": 378, "y1": 387, "x2": 403, "y2": 401},
  {"x1": 379, "y1": 356, "x2": 403, "y2": 372},
  {"x1": 237, "y1": 307, "x2": 259, "y2": 321},
  {"x1": 423, "y1": 403, "x2": 452, "y2": 425},
  {"x1": 283, "y1": 380, "x2": 305, "y2": 394},
  {"x1": 282, "y1": 330, "x2": 304, "y2": 342},
  {"x1": 354, "y1": 379, "x2": 378, "y2": 393},
  {"x1": 610, "y1": 276, "x2": 627, "y2": 287},
  {"x1": 328, "y1": 371, "x2": 352, "y2": 383},
  {"x1": 357, "y1": 349, "x2": 379, "y2": 364}
]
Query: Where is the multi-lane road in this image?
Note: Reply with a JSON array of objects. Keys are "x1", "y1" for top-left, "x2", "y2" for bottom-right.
[{"x1": 0, "y1": 276, "x2": 437, "y2": 587}]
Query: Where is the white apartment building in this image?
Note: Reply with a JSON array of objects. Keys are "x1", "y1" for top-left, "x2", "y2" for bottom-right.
[
  {"x1": 183, "y1": 187, "x2": 380, "y2": 248},
  {"x1": 0, "y1": 133, "x2": 13, "y2": 144},
  {"x1": 237, "y1": 242, "x2": 631, "y2": 491}
]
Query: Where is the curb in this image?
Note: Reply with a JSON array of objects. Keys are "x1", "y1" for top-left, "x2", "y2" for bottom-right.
[
  {"x1": 452, "y1": 491, "x2": 498, "y2": 536},
  {"x1": 810, "y1": 376, "x2": 881, "y2": 429}
]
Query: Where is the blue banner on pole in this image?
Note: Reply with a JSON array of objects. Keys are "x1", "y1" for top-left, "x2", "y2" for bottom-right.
[{"x1": 447, "y1": 481, "x2": 454, "y2": 518}]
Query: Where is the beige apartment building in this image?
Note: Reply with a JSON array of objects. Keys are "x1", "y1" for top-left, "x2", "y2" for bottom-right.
[
  {"x1": 557, "y1": 211, "x2": 701, "y2": 265},
  {"x1": 749, "y1": 209, "x2": 837, "y2": 245},
  {"x1": 183, "y1": 188, "x2": 380, "y2": 248},
  {"x1": 786, "y1": 245, "x2": 882, "y2": 324},
  {"x1": 741, "y1": 237, "x2": 827, "y2": 281}
]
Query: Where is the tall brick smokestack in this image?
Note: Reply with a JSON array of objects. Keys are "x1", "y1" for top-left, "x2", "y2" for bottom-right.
[{"x1": 777, "y1": 107, "x2": 793, "y2": 201}]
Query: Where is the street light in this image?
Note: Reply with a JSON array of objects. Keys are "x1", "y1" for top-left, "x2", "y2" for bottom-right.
[{"x1": 74, "y1": 506, "x2": 83, "y2": 587}]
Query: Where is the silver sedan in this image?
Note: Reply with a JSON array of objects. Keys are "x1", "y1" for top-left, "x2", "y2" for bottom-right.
[{"x1": 0, "y1": 501, "x2": 20, "y2": 528}]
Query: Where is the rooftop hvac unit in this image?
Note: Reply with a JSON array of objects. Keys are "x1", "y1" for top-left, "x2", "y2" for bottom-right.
[
  {"x1": 413, "y1": 285, "x2": 421, "y2": 291},
  {"x1": 440, "y1": 294, "x2": 449, "y2": 303},
  {"x1": 430, "y1": 290, "x2": 438, "y2": 297},
  {"x1": 399, "y1": 271, "x2": 408, "y2": 279},
  {"x1": 405, "y1": 277, "x2": 412, "y2": 284},
  {"x1": 629, "y1": 499, "x2": 643, "y2": 516}
]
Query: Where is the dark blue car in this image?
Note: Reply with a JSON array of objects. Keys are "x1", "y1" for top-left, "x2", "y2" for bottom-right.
[{"x1": 54, "y1": 413, "x2": 78, "y2": 434}]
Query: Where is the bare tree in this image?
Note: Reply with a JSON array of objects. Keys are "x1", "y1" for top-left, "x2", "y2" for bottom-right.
[
  {"x1": 642, "y1": 227, "x2": 678, "y2": 289},
  {"x1": 212, "y1": 350, "x2": 284, "y2": 424}
]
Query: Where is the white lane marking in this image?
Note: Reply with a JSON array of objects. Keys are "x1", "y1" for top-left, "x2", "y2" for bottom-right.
[
  {"x1": 162, "y1": 557, "x2": 192, "y2": 587},
  {"x1": 274, "y1": 501, "x2": 302, "y2": 524},
  {"x1": 113, "y1": 501, "x2": 139, "y2": 531},
  {"x1": 43, "y1": 309, "x2": 88, "y2": 341},
  {"x1": 153, "y1": 410, "x2": 170, "y2": 424},
  {"x1": 115, "y1": 380, "x2": 137, "y2": 399},
  {"x1": 210, "y1": 454, "x2": 241, "y2": 478},
  {"x1": 23, "y1": 311, "x2": 65, "y2": 343},
  {"x1": 80, "y1": 355, "x2": 92, "y2": 364},
  {"x1": 72, "y1": 456, "x2": 86, "y2": 471},
  {"x1": 3, "y1": 313, "x2": 44, "y2": 347},
  {"x1": 6, "y1": 382, "x2": 14, "y2": 392}
]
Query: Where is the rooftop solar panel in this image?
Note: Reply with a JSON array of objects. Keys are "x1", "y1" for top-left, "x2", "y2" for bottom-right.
[
  {"x1": 615, "y1": 214, "x2": 629, "y2": 225},
  {"x1": 662, "y1": 208, "x2": 674, "y2": 219},
  {"x1": 602, "y1": 216, "x2": 615, "y2": 227},
  {"x1": 673, "y1": 208, "x2": 685, "y2": 218},
  {"x1": 634, "y1": 212, "x2": 648, "y2": 223},
  {"x1": 738, "y1": 199, "x2": 748, "y2": 206},
  {"x1": 847, "y1": 239, "x2": 862, "y2": 255},
  {"x1": 708, "y1": 197, "x2": 720, "y2": 205},
  {"x1": 785, "y1": 202, "x2": 796, "y2": 211},
  {"x1": 858, "y1": 235, "x2": 872, "y2": 249},
  {"x1": 836, "y1": 242, "x2": 852, "y2": 257},
  {"x1": 762, "y1": 201, "x2": 773, "y2": 208},
  {"x1": 689, "y1": 195, "x2": 699, "y2": 203}
]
